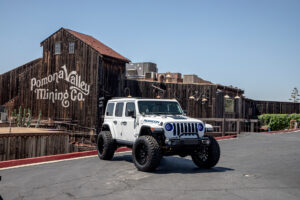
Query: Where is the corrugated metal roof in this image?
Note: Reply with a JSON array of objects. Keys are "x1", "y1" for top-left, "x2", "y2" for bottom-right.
[{"x1": 65, "y1": 29, "x2": 130, "y2": 63}]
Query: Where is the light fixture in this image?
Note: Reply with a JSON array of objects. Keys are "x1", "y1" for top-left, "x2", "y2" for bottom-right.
[
  {"x1": 124, "y1": 87, "x2": 132, "y2": 98},
  {"x1": 223, "y1": 86, "x2": 229, "y2": 99},
  {"x1": 189, "y1": 95, "x2": 195, "y2": 100},
  {"x1": 202, "y1": 97, "x2": 208, "y2": 102}
]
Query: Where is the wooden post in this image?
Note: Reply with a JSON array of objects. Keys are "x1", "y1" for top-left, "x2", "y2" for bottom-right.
[
  {"x1": 251, "y1": 121, "x2": 255, "y2": 132},
  {"x1": 237, "y1": 119, "x2": 240, "y2": 135},
  {"x1": 222, "y1": 118, "x2": 225, "y2": 136}
]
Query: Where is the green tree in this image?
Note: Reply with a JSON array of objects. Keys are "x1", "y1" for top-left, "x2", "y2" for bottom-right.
[{"x1": 289, "y1": 87, "x2": 300, "y2": 103}]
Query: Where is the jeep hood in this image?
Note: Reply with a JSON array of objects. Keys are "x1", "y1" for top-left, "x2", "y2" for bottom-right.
[{"x1": 140, "y1": 115, "x2": 203, "y2": 125}]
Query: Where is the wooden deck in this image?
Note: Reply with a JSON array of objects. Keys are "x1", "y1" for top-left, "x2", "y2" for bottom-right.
[
  {"x1": 0, "y1": 127, "x2": 65, "y2": 134},
  {"x1": 0, "y1": 128, "x2": 68, "y2": 137}
]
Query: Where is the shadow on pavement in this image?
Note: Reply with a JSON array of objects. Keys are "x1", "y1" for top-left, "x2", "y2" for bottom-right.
[
  {"x1": 112, "y1": 154, "x2": 133, "y2": 162},
  {"x1": 112, "y1": 154, "x2": 234, "y2": 174}
]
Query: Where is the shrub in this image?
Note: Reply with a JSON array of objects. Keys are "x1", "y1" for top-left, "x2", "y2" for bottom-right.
[{"x1": 258, "y1": 114, "x2": 300, "y2": 131}]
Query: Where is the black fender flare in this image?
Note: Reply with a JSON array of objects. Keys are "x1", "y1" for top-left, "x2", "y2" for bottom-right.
[{"x1": 139, "y1": 125, "x2": 165, "y2": 145}]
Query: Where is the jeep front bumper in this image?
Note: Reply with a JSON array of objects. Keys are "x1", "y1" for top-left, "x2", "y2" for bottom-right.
[{"x1": 165, "y1": 137, "x2": 210, "y2": 146}]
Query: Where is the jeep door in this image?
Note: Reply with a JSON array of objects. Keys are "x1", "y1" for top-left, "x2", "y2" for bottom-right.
[
  {"x1": 122, "y1": 102, "x2": 137, "y2": 141},
  {"x1": 114, "y1": 102, "x2": 125, "y2": 140}
]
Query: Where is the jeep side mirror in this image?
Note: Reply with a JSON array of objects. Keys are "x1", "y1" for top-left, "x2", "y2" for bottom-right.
[
  {"x1": 183, "y1": 110, "x2": 187, "y2": 116},
  {"x1": 128, "y1": 110, "x2": 136, "y2": 118}
]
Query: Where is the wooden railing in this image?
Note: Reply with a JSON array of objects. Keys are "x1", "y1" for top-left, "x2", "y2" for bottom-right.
[{"x1": 200, "y1": 118, "x2": 259, "y2": 136}]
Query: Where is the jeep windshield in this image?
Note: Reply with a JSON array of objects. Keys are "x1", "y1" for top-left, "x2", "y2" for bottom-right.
[{"x1": 138, "y1": 101, "x2": 183, "y2": 115}]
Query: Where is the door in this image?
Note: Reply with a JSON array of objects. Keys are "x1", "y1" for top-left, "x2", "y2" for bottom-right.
[
  {"x1": 114, "y1": 102, "x2": 125, "y2": 139},
  {"x1": 122, "y1": 102, "x2": 137, "y2": 141}
]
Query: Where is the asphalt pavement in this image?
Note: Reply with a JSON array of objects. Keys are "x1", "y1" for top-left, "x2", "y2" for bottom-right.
[{"x1": 1, "y1": 131, "x2": 300, "y2": 200}]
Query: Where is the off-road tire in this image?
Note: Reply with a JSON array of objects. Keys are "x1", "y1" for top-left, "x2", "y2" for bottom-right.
[
  {"x1": 191, "y1": 136, "x2": 220, "y2": 169},
  {"x1": 97, "y1": 131, "x2": 116, "y2": 160},
  {"x1": 132, "y1": 135, "x2": 162, "y2": 172}
]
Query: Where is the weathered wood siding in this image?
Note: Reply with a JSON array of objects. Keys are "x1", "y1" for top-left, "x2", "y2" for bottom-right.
[
  {"x1": 0, "y1": 58, "x2": 42, "y2": 105},
  {"x1": 246, "y1": 100, "x2": 300, "y2": 116},
  {"x1": 97, "y1": 56, "x2": 125, "y2": 131},
  {"x1": 124, "y1": 80, "x2": 236, "y2": 118},
  {"x1": 18, "y1": 30, "x2": 97, "y2": 130},
  {"x1": 17, "y1": 29, "x2": 126, "y2": 132}
]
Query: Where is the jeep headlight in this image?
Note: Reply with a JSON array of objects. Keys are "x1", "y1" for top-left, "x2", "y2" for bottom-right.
[
  {"x1": 165, "y1": 123, "x2": 173, "y2": 131},
  {"x1": 197, "y1": 123, "x2": 204, "y2": 132}
]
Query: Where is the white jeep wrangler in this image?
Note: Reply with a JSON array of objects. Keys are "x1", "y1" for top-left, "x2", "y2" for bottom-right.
[{"x1": 96, "y1": 98, "x2": 220, "y2": 172}]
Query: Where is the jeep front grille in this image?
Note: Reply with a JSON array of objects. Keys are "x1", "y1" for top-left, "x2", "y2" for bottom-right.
[{"x1": 172, "y1": 122, "x2": 198, "y2": 136}]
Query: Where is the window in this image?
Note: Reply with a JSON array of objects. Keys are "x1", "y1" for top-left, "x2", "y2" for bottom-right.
[
  {"x1": 137, "y1": 101, "x2": 182, "y2": 115},
  {"x1": 69, "y1": 42, "x2": 75, "y2": 54},
  {"x1": 55, "y1": 42, "x2": 61, "y2": 54},
  {"x1": 115, "y1": 103, "x2": 124, "y2": 117},
  {"x1": 106, "y1": 103, "x2": 115, "y2": 116},
  {"x1": 125, "y1": 102, "x2": 136, "y2": 117}
]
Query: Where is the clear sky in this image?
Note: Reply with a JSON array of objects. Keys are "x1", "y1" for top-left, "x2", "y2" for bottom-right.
[{"x1": 0, "y1": 0, "x2": 299, "y2": 101}]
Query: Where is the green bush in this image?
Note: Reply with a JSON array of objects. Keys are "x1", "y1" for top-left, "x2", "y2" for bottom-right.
[{"x1": 258, "y1": 114, "x2": 300, "y2": 131}]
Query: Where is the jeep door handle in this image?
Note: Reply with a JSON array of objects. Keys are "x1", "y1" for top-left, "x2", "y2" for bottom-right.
[
  {"x1": 121, "y1": 121, "x2": 127, "y2": 125},
  {"x1": 113, "y1": 121, "x2": 117, "y2": 125}
]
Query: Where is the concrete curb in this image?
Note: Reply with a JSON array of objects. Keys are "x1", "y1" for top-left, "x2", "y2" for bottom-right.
[
  {"x1": 0, "y1": 136, "x2": 237, "y2": 169},
  {"x1": 260, "y1": 128, "x2": 300, "y2": 134}
]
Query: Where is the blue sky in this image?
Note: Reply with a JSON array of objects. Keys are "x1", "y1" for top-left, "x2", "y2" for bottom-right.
[{"x1": 0, "y1": 0, "x2": 299, "y2": 101}]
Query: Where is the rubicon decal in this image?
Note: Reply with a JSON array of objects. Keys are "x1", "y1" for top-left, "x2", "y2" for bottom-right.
[
  {"x1": 144, "y1": 119, "x2": 160, "y2": 124},
  {"x1": 30, "y1": 65, "x2": 91, "y2": 108}
]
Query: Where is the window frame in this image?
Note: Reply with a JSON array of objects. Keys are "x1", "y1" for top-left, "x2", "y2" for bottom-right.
[
  {"x1": 105, "y1": 103, "x2": 115, "y2": 116},
  {"x1": 115, "y1": 102, "x2": 124, "y2": 117},
  {"x1": 69, "y1": 42, "x2": 75, "y2": 54},
  {"x1": 125, "y1": 102, "x2": 136, "y2": 117},
  {"x1": 55, "y1": 42, "x2": 61, "y2": 55}
]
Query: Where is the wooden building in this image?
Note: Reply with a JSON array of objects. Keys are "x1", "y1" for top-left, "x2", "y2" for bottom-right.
[
  {"x1": 124, "y1": 80, "x2": 244, "y2": 119},
  {"x1": 1, "y1": 28, "x2": 130, "y2": 132}
]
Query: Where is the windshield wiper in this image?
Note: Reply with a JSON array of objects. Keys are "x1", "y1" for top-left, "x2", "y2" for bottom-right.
[{"x1": 151, "y1": 112, "x2": 166, "y2": 115}]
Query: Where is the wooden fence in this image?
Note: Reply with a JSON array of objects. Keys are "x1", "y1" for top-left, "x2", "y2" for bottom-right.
[{"x1": 0, "y1": 132, "x2": 69, "y2": 161}]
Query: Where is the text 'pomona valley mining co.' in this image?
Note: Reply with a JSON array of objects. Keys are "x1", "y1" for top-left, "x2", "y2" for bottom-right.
[{"x1": 30, "y1": 65, "x2": 91, "y2": 108}]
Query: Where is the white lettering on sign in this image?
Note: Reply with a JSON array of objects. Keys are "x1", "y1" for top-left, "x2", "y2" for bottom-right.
[{"x1": 31, "y1": 65, "x2": 91, "y2": 108}]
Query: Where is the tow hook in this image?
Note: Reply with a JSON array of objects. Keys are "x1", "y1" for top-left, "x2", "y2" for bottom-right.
[
  {"x1": 165, "y1": 138, "x2": 171, "y2": 145},
  {"x1": 202, "y1": 139, "x2": 210, "y2": 145}
]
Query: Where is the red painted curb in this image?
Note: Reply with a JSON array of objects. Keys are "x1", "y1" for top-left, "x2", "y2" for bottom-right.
[
  {"x1": 215, "y1": 135, "x2": 237, "y2": 140},
  {"x1": 0, "y1": 136, "x2": 236, "y2": 169},
  {"x1": 0, "y1": 147, "x2": 131, "y2": 169}
]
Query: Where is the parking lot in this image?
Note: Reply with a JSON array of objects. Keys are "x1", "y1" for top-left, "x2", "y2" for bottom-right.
[{"x1": 1, "y1": 132, "x2": 300, "y2": 200}]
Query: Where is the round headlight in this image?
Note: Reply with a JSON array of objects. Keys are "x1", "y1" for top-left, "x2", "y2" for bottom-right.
[
  {"x1": 197, "y1": 123, "x2": 204, "y2": 131},
  {"x1": 165, "y1": 123, "x2": 173, "y2": 131}
]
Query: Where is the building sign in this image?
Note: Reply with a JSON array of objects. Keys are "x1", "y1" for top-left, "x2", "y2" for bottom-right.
[
  {"x1": 30, "y1": 65, "x2": 90, "y2": 108},
  {"x1": 225, "y1": 98, "x2": 234, "y2": 113}
]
